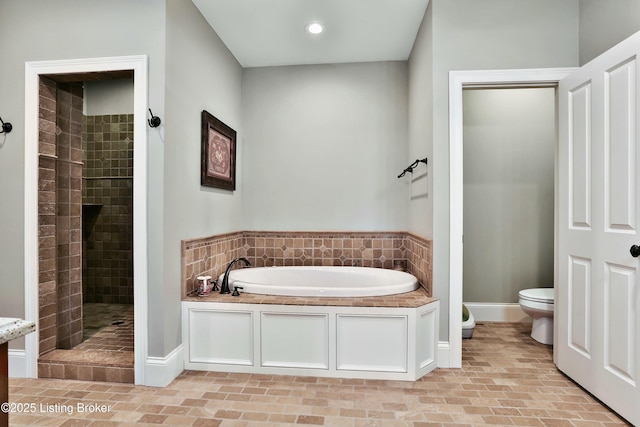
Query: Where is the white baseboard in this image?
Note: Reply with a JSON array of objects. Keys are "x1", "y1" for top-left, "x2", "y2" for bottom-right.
[
  {"x1": 144, "y1": 345, "x2": 184, "y2": 387},
  {"x1": 464, "y1": 302, "x2": 530, "y2": 323},
  {"x1": 437, "y1": 341, "x2": 451, "y2": 368},
  {"x1": 8, "y1": 349, "x2": 27, "y2": 378}
]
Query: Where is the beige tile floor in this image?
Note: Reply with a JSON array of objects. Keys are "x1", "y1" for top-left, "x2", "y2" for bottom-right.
[{"x1": 8, "y1": 322, "x2": 631, "y2": 426}]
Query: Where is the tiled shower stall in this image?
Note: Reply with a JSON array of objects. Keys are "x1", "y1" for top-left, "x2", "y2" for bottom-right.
[{"x1": 37, "y1": 76, "x2": 134, "y2": 382}]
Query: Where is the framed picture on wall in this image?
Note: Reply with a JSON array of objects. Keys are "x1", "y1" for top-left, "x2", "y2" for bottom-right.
[{"x1": 201, "y1": 110, "x2": 236, "y2": 191}]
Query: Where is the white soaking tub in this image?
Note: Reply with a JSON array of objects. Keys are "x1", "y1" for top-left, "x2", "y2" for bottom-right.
[
  {"x1": 219, "y1": 266, "x2": 419, "y2": 297},
  {"x1": 184, "y1": 266, "x2": 439, "y2": 381}
]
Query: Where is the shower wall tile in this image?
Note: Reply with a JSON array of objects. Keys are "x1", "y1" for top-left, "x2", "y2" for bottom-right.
[
  {"x1": 38, "y1": 77, "x2": 60, "y2": 355},
  {"x1": 38, "y1": 153, "x2": 58, "y2": 355},
  {"x1": 82, "y1": 114, "x2": 134, "y2": 304},
  {"x1": 39, "y1": 77, "x2": 57, "y2": 158},
  {"x1": 56, "y1": 82, "x2": 84, "y2": 350},
  {"x1": 181, "y1": 231, "x2": 433, "y2": 298}
]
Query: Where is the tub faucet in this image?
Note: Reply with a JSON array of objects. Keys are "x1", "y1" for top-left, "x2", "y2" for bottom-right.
[{"x1": 220, "y1": 257, "x2": 251, "y2": 294}]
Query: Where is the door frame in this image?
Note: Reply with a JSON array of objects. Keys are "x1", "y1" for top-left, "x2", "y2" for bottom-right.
[
  {"x1": 24, "y1": 55, "x2": 149, "y2": 384},
  {"x1": 448, "y1": 68, "x2": 576, "y2": 367}
]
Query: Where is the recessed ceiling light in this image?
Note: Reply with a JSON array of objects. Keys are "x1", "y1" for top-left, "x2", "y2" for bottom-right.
[{"x1": 306, "y1": 22, "x2": 324, "y2": 35}]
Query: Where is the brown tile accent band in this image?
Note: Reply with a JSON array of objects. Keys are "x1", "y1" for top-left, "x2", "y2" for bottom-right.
[{"x1": 182, "y1": 231, "x2": 432, "y2": 299}]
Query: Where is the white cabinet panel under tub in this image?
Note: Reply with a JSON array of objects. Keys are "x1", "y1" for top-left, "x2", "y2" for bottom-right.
[
  {"x1": 261, "y1": 312, "x2": 329, "y2": 369},
  {"x1": 182, "y1": 300, "x2": 439, "y2": 381},
  {"x1": 336, "y1": 314, "x2": 407, "y2": 373},
  {"x1": 417, "y1": 307, "x2": 438, "y2": 370},
  {"x1": 187, "y1": 309, "x2": 253, "y2": 366}
]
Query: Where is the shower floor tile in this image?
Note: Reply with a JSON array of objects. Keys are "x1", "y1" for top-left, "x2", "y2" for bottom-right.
[
  {"x1": 38, "y1": 303, "x2": 134, "y2": 383},
  {"x1": 81, "y1": 303, "x2": 134, "y2": 352},
  {"x1": 16, "y1": 323, "x2": 631, "y2": 426}
]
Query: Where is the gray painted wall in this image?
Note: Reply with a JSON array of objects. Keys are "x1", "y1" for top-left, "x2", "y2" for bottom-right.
[
  {"x1": 462, "y1": 88, "x2": 555, "y2": 303},
  {"x1": 242, "y1": 62, "x2": 409, "y2": 231},
  {"x1": 408, "y1": 2, "x2": 433, "y2": 239},
  {"x1": 579, "y1": 0, "x2": 640, "y2": 65},
  {"x1": 163, "y1": 0, "x2": 243, "y2": 355},
  {"x1": 428, "y1": 0, "x2": 580, "y2": 340}
]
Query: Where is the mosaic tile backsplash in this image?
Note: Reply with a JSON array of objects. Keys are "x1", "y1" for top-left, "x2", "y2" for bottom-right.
[{"x1": 182, "y1": 231, "x2": 432, "y2": 298}]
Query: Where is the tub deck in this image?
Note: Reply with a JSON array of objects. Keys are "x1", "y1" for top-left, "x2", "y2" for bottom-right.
[{"x1": 183, "y1": 285, "x2": 435, "y2": 308}]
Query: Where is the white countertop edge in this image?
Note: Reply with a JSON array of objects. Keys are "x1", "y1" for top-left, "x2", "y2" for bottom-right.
[{"x1": 0, "y1": 318, "x2": 36, "y2": 345}]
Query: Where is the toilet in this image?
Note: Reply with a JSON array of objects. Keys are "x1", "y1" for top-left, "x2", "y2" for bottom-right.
[{"x1": 518, "y1": 288, "x2": 554, "y2": 345}]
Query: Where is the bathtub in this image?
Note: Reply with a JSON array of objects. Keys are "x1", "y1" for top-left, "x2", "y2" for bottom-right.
[
  {"x1": 184, "y1": 266, "x2": 439, "y2": 381},
  {"x1": 220, "y1": 266, "x2": 419, "y2": 297}
]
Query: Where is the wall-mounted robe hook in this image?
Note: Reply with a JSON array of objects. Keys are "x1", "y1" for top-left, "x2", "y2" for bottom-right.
[
  {"x1": 0, "y1": 116, "x2": 12, "y2": 134},
  {"x1": 147, "y1": 109, "x2": 161, "y2": 128},
  {"x1": 397, "y1": 157, "x2": 427, "y2": 178}
]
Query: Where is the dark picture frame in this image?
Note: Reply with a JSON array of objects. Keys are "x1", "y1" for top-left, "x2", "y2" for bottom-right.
[{"x1": 201, "y1": 110, "x2": 236, "y2": 191}]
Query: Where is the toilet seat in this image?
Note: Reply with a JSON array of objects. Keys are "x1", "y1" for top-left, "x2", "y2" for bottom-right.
[{"x1": 519, "y1": 288, "x2": 554, "y2": 304}]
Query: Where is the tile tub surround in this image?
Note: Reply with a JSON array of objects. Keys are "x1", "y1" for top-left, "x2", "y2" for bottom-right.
[
  {"x1": 181, "y1": 231, "x2": 432, "y2": 298},
  {"x1": 181, "y1": 231, "x2": 247, "y2": 298}
]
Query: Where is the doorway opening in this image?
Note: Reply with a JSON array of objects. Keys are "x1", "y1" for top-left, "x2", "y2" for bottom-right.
[
  {"x1": 462, "y1": 87, "x2": 556, "y2": 327},
  {"x1": 24, "y1": 56, "x2": 149, "y2": 385},
  {"x1": 447, "y1": 68, "x2": 576, "y2": 368},
  {"x1": 35, "y1": 71, "x2": 135, "y2": 382}
]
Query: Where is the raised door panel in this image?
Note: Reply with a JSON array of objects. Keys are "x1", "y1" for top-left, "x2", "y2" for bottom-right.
[
  {"x1": 568, "y1": 256, "x2": 592, "y2": 358},
  {"x1": 604, "y1": 263, "x2": 637, "y2": 385},
  {"x1": 569, "y1": 82, "x2": 592, "y2": 230},
  {"x1": 605, "y1": 58, "x2": 637, "y2": 232}
]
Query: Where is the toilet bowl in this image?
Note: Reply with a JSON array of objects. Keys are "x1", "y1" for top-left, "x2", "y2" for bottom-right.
[{"x1": 518, "y1": 288, "x2": 554, "y2": 345}]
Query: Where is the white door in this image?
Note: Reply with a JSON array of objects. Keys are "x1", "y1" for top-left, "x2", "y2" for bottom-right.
[{"x1": 557, "y1": 31, "x2": 640, "y2": 426}]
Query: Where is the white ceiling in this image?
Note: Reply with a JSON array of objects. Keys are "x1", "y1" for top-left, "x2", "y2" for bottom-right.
[{"x1": 191, "y1": 0, "x2": 430, "y2": 68}]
